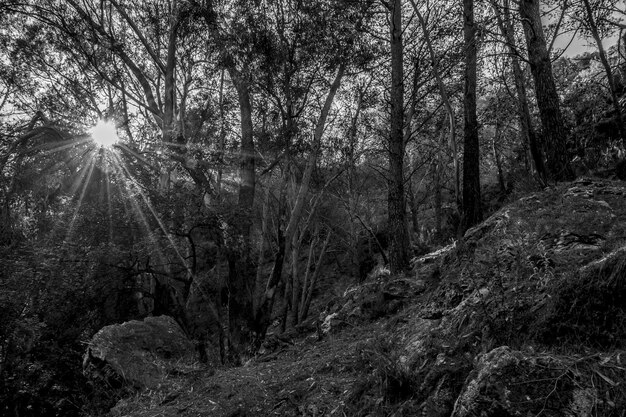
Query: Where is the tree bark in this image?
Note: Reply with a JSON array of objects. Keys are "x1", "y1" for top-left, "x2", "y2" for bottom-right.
[
  {"x1": 410, "y1": 0, "x2": 460, "y2": 211},
  {"x1": 251, "y1": 65, "x2": 345, "y2": 339},
  {"x1": 493, "y1": 120, "x2": 507, "y2": 194},
  {"x1": 581, "y1": 0, "x2": 625, "y2": 144},
  {"x1": 388, "y1": 0, "x2": 410, "y2": 273},
  {"x1": 229, "y1": 71, "x2": 256, "y2": 223},
  {"x1": 519, "y1": 0, "x2": 574, "y2": 181},
  {"x1": 433, "y1": 130, "x2": 445, "y2": 241},
  {"x1": 493, "y1": 0, "x2": 547, "y2": 185},
  {"x1": 462, "y1": 0, "x2": 482, "y2": 232},
  {"x1": 217, "y1": 68, "x2": 227, "y2": 196},
  {"x1": 298, "y1": 231, "x2": 331, "y2": 322}
]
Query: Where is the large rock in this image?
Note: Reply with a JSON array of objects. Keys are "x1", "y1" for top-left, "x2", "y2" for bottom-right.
[
  {"x1": 452, "y1": 346, "x2": 597, "y2": 417},
  {"x1": 83, "y1": 315, "x2": 194, "y2": 389},
  {"x1": 321, "y1": 276, "x2": 426, "y2": 333}
]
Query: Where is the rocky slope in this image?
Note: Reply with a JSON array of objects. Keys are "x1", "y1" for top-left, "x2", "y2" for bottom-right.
[{"x1": 96, "y1": 178, "x2": 626, "y2": 416}]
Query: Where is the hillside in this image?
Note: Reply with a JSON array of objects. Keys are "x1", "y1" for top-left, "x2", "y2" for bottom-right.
[{"x1": 102, "y1": 177, "x2": 626, "y2": 417}]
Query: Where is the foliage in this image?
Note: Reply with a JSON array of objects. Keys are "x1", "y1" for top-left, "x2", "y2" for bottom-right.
[
  {"x1": 537, "y1": 250, "x2": 626, "y2": 348},
  {"x1": 0, "y1": 242, "x2": 132, "y2": 416},
  {"x1": 345, "y1": 336, "x2": 420, "y2": 416}
]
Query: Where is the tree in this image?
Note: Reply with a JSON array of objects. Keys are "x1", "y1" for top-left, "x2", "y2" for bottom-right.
[
  {"x1": 519, "y1": 0, "x2": 574, "y2": 181},
  {"x1": 409, "y1": 0, "x2": 460, "y2": 212},
  {"x1": 491, "y1": 0, "x2": 547, "y2": 185},
  {"x1": 462, "y1": 0, "x2": 482, "y2": 231},
  {"x1": 387, "y1": 0, "x2": 410, "y2": 272},
  {"x1": 579, "y1": 0, "x2": 625, "y2": 144}
]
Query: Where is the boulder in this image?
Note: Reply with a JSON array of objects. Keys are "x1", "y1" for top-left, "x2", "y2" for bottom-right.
[
  {"x1": 83, "y1": 315, "x2": 194, "y2": 389},
  {"x1": 452, "y1": 346, "x2": 595, "y2": 417},
  {"x1": 321, "y1": 277, "x2": 426, "y2": 334}
]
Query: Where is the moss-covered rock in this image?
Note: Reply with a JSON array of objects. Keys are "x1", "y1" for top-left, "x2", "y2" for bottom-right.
[{"x1": 83, "y1": 315, "x2": 194, "y2": 390}]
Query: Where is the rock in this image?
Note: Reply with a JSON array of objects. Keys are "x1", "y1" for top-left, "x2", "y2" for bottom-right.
[
  {"x1": 319, "y1": 278, "x2": 426, "y2": 334},
  {"x1": 83, "y1": 315, "x2": 194, "y2": 389},
  {"x1": 452, "y1": 346, "x2": 593, "y2": 417}
]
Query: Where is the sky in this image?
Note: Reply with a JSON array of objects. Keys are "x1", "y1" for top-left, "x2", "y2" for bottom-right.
[
  {"x1": 553, "y1": 31, "x2": 621, "y2": 57},
  {"x1": 549, "y1": 1, "x2": 625, "y2": 57}
]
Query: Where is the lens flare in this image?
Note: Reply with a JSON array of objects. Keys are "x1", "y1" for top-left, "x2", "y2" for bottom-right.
[{"x1": 91, "y1": 120, "x2": 119, "y2": 148}]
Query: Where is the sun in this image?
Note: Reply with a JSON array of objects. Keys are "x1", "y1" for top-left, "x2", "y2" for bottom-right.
[{"x1": 91, "y1": 120, "x2": 119, "y2": 148}]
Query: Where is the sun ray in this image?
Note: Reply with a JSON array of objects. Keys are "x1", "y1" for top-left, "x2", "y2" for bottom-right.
[
  {"x1": 43, "y1": 150, "x2": 98, "y2": 244},
  {"x1": 63, "y1": 150, "x2": 98, "y2": 244},
  {"x1": 110, "y1": 152, "x2": 191, "y2": 274},
  {"x1": 115, "y1": 143, "x2": 159, "y2": 172},
  {"x1": 31, "y1": 136, "x2": 92, "y2": 155},
  {"x1": 109, "y1": 159, "x2": 171, "y2": 272}
]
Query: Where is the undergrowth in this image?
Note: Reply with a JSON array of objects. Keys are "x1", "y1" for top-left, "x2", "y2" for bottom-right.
[
  {"x1": 344, "y1": 336, "x2": 420, "y2": 416},
  {"x1": 537, "y1": 250, "x2": 626, "y2": 349}
]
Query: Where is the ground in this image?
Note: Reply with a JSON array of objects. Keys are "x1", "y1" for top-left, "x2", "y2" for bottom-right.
[
  {"x1": 109, "y1": 322, "x2": 389, "y2": 417},
  {"x1": 102, "y1": 178, "x2": 626, "y2": 417}
]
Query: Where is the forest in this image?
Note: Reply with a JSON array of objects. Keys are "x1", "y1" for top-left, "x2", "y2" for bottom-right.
[{"x1": 1, "y1": 0, "x2": 626, "y2": 415}]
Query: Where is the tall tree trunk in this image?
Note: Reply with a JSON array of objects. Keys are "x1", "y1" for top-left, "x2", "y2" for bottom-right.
[
  {"x1": 217, "y1": 68, "x2": 227, "y2": 196},
  {"x1": 231, "y1": 73, "x2": 256, "y2": 223},
  {"x1": 298, "y1": 231, "x2": 331, "y2": 322},
  {"x1": 288, "y1": 221, "x2": 301, "y2": 328},
  {"x1": 519, "y1": 0, "x2": 574, "y2": 181},
  {"x1": 410, "y1": 0, "x2": 460, "y2": 211},
  {"x1": 251, "y1": 65, "x2": 345, "y2": 339},
  {"x1": 493, "y1": 121, "x2": 507, "y2": 194},
  {"x1": 221, "y1": 69, "x2": 256, "y2": 354},
  {"x1": 408, "y1": 181, "x2": 420, "y2": 236},
  {"x1": 462, "y1": 0, "x2": 482, "y2": 232},
  {"x1": 163, "y1": 12, "x2": 178, "y2": 143},
  {"x1": 581, "y1": 0, "x2": 626, "y2": 144},
  {"x1": 347, "y1": 88, "x2": 365, "y2": 278},
  {"x1": 493, "y1": 0, "x2": 547, "y2": 185},
  {"x1": 388, "y1": 0, "x2": 410, "y2": 273},
  {"x1": 433, "y1": 156, "x2": 442, "y2": 241},
  {"x1": 253, "y1": 188, "x2": 271, "y2": 317}
]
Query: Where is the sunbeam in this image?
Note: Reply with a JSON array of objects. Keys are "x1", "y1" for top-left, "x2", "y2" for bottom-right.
[
  {"x1": 63, "y1": 149, "x2": 98, "y2": 244},
  {"x1": 108, "y1": 155, "x2": 182, "y2": 279},
  {"x1": 110, "y1": 151, "x2": 191, "y2": 274},
  {"x1": 29, "y1": 136, "x2": 93, "y2": 156}
]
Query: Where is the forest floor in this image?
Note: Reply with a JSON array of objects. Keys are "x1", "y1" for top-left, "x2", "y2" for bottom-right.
[
  {"x1": 107, "y1": 177, "x2": 626, "y2": 417},
  {"x1": 110, "y1": 320, "x2": 395, "y2": 416}
]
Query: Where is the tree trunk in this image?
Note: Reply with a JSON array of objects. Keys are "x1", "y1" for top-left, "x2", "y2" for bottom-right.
[
  {"x1": 462, "y1": 0, "x2": 482, "y2": 232},
  {"x1": 298, "y1": 231, "x2": 331, "y2": 322},
  {"x1": 347, "y1": 89, "x2": 365, "y2": 278},
  {"x1": 217, "y1": 68, "x2": 227, "y2": 196},
  {"x1": 493, "y1": 0, "x2": 547, "y2": 185},
  {"x1": 581, "y1": 0, "x2": 626, "y2": 145},
  {"x1": 410, "y1": 0, "x2": 460, "y2": 211},
  {"x1": 388, "y1": 0, "x2": 410, "y2": 273},
  {"x1": 253, "y1": 188, "x2": 271, "y2": 317},
  {"x1": 433, "y1": 130, "x2": 445, "y2": 242},
  {"x1": 231, "y1": 73, "x2": 256, "y2": 225},
  {"x1": 251, "y1": 186, "x2": 286, "y2": 343},
  {"x1": 288, "y1": 223, "x2": 301, "y2": 328},
  {"x1": 251, "y1": 65, "x2": 345, "y2": 339},
  {"x1": 408, "y1": 182, "x2": 420, "y2": 236},
  {"x1": 493, "y1": 121, "x2": 507, "y2": 194},
  {"x1": 519, "y1": 0, "x2": 574, "y2": 181}
]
